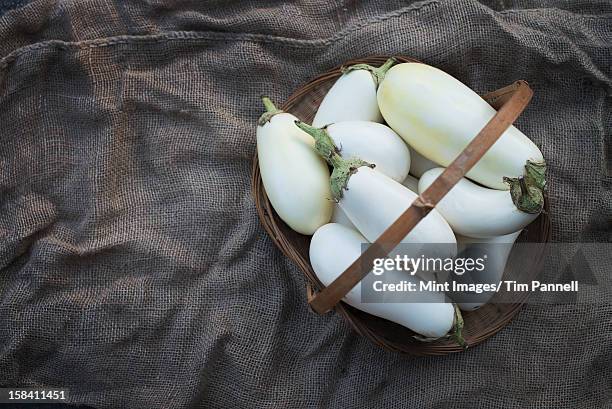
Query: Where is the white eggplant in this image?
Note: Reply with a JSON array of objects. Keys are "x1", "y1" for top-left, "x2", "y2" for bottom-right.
[
  {"x1": 257, "y1": 98, "x2": 332, "y2": 234},
  {"x1": 323, "y1": 121, "x2": 411, "y2": 182},
  {"x1": 378, "y1": 63, "x2": 546, "y2": 212},
  {"x1": 313, "y1": 58, "x2": 396, "y2": 127},
  {"x1": 401, "y1": 174, "x2": 419, "y2": 193},
  {"x1": 449, "y1": 231, "x2": 521, "y2": 311},
  {"x1": 310, "y1": 223, "x2": 458, "y2": 339},
  {"x1": 296, "y1": 121, "x2": 456, "y2": 258},
  {"x1": 340, "y1": 167, "x2": 456, "y2": 263},
  {"x1": 419, "y1": 168, "x2": 539, "y2": 238},
  {"x1": 331, "y1": 175, "x2": 442, "y2": 264},
  {"x1": 332, "y1": 171, "x2": 416, "y2": 234},
  {"x1": 408, "y1": 146, "x2": 438, "y2": 178}
]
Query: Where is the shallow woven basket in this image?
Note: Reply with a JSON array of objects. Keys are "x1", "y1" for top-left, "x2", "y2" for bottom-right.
[{"x1": 252, "y1": 56, "x2": 551, "y2": 356}]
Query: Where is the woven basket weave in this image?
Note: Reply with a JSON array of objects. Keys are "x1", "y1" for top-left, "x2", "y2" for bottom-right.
[{"x1": 252, "y1": 56, "x2": 551, "y2": 356}]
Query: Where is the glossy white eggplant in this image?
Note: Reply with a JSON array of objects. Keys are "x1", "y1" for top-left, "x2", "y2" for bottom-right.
[
  {"x1": 257, "y1": 98, "x2": 332, "y2": 234},
  {"x1": 378, "y1": 62, "x2": 546, "y2": 211},
  {"x1": 310, "y1": 223, "x2": 458, "y2": 338},
  {"x1": 340, "y1": 167, "x2": 456, "y2": 260},
  {"x1": 312, "y1": 58, "x2": 396, "y2": 127},
  {"x1": 419, "y1": 168, "x2": 539, "y2": 238}
]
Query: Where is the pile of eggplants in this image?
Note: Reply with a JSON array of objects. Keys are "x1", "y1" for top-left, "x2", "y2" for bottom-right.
[{"x1": 256, "y1": 58, "x2": 546, "y2": 342}]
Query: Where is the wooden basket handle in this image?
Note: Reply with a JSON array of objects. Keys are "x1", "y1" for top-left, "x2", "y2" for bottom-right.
[{"x1": 308, "y1": 80, "x2": 534, "y2": 314}]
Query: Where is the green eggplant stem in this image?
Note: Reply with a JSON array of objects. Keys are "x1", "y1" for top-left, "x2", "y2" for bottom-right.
[
  {"x1": 294, "y1": 120, "x2": 371, "y2": 201},
  {"x1": 294, "y1": 121, "x2": 337, "y2": 160},
  {"x1": 342, "y1": 57, "x2": 398, "y2": 87},
  {"x1": 262, "y1": 96, "x2": 277, "y2": 114},
  {"x1": 525, "y1": 160, "x2": 547, "y2": 191},
  {"x1": 258, "y1": 96, "x2": 283, "y2": 126},
  {"x1": 503, "y1": 159, "x2": 546, "y2": 214},
  {"x1": 377, "y1": 57, "x2": 398, "y2": 76},
  {"x1": 452, "y1": 304, "x2": 467, "y2": 350}
]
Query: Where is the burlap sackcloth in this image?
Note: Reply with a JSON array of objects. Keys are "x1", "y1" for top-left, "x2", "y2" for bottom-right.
[{"x1": 0, "y1": 1, "x2": 610, "y2": 408}]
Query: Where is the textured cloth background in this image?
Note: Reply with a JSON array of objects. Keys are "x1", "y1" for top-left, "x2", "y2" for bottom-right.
[{"x1": 0, "y1": 1, "x2": 610, "y2": 408}]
